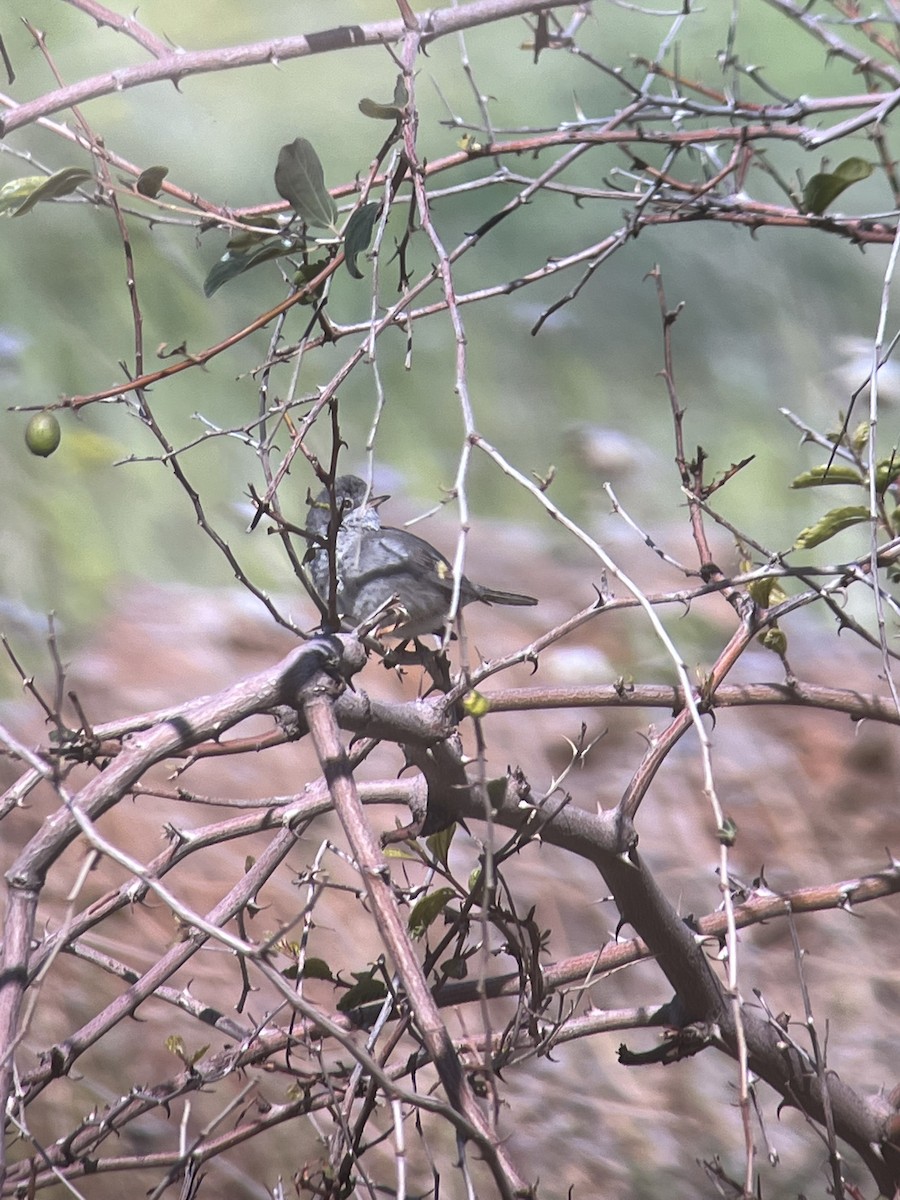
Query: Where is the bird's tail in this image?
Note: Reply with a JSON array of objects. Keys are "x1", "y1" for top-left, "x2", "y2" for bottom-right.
[{"x1": 476, "y1": 586, "x2": 537, "y2": 607}]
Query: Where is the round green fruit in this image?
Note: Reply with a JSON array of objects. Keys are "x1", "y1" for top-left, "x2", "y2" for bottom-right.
[{"x1": 25, "y1": 413, "x2": 61, "y2": 457}]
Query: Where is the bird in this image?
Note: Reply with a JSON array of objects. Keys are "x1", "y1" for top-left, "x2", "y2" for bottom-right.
[{"x1": 304, "y1": 475, "x2": 537, "y2": 639}]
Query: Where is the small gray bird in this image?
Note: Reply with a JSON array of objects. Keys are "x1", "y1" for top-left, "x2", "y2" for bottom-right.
[{"x1": 305, "y1": 475, "x2": 537, "y2": 638}]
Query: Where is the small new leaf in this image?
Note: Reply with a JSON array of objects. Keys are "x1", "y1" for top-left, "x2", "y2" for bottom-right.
[
  {"x1": 717, "y1": 815, "x2": 738, "y2": 847},
  {"x1": 746, "y1": 575, "x2": 787, "y2": 608},
  {"x1": 793, "y1": 505, "x2": 870, "y2": 549},
  {"x1": 802, "y1": 157, "x2": 874, "y2": 215},
  {"x1": 851, "y1": 421, "x2": 871, "y2": 455},
  {"x1": 343, "y1": 201, "x2": 380, "y2": 279},
  {"x1": 274, "y1": 138, "x2": 337, "y2": 229},
  {"x1": 759, "y1": 625, "x2": 788, "y2": 657}
]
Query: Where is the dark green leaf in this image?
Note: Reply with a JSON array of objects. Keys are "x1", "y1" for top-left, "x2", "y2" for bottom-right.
[
  {"x1": 408, "y1": 887, "x2": 456, "y2": 939},
  {"x1": 136, "y1": 165, "x2": 168, "y2": 197},
  {"x1": 343, "y1": 201, "x2": 380, "y2": 279},
  {"x1": 337, "y1": 971, "x2": 387, "y2": 1013},
  {"x1": 802, "y1": 157, "x2": 874, "y2": 215},
  {"x1": 300, "y1": 957, "x2": 334, "y2": 981},
  {"x1": 793, "y1": 505, "x2": 870, "y2": 549},
  {"x1": 203, "y1": 235, "x2": 299, "y2": 297},
  {"x1": 274, "y1": 138, "x2": 337, "y2": 229},
  {"x1": 790, "y1": 464, "x2": 864, "y2": 488},
  {"x1": 1, "y1": 167, "x2": 92, "y2": 217}
]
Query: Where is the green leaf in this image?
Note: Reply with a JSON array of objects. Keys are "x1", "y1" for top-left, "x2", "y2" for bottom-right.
[
  {"x1": 790, "y1": 464, "x2": 864, "y2": 489},
  {"x1": 300, "y1": 957, "x2": 334, "y2": 981},
  {"x1": 274, "y1": 138, "x2": 337, "y2": 229},
  {"x1": 793, "y1": 505, "x2": 870, "y2": 549},
  {"x1": 393, "y1": 76, "x2": 409, "y2": 109},
  {"x1": 746, "y1": 575, "x2": 787, "y2": 608},
  {"x1": 850, "y1": 421, "x2": 871, "y2": 455},
  {"x1": 0, "y1": 176, "x2": 44, "y2": 216},
  {"x1": 382, "y1": 845, "x2": 419, "y2": 859},
  {"x1": 802, "y1": 157, "x2": 874, "y2": 215},
  {"x1": 0, "y1": 167, "x2": 92, "y2": 217},
  {"x1": 408, "y1": 887, "x2": 456, "y2": 939},
  {"x1": 136, "y1": 165, "x2": 168, "y2": 197},
  {"x1": 358, "y1": 75, "x2": 408, "y2": 121},
  {"x1": 359, "y1": 98, "x2": 402, "y2": 120},
  {"x1": 337, "y1": 970, "x2": 387, "y2": 1013},
  {"x1": 874, "y1": 456, "x2": 900, "y2": 492},
  {"x1": 203, "y1": 235, "x2": 300, "y2": 297},
  {"x1": 343, "y1": 201, "x2": 380, "y2": 279},
  {"x1": 440, "y1": 954, "x2": 469, "y2": 980},
  {"x1": 425, "y1": 822, "x2": 456, "y2": 869}
]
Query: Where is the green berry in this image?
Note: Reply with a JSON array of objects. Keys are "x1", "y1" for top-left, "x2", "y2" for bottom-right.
[{"x1": 25, "y1": 412, "x2": 61, "y2": 457}]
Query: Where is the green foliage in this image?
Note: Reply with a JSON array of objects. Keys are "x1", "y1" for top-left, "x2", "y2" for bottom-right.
[
  {"x1": 165, "y1": 1035, "x2": 209, "y2": 1069},
  {"x1": 425, "y1": 823, "x2": 457, "y2": 870},
  {"x1": 793, "y1": 505, "x2": 870, "y2": 549},
  {"x1": 358, "y1": 77, "x2": 409, "y2": 122},
  {"x1": 135, "y1": 166, "x2": 169, "y2": 198},
  {"x1": 337, "y1": 968, "x2": 387, "y2": 1013},
  {"x1": 274, "y1": 137, "x2": 338, "y2": 230},
  {"x1": 408, "y1": 887, "x2": 456, "y2": 939},
  {"x1": 0, "y1": 167, "x2": 92, "y2": 217},
  {"x1": 745, "y1": 573, "x2": 787, "y2": 609},
  {"x1": 300, "y1": 957, "x2": 334, "y2": 981},
  {"x1": 203, "y1": 234, "x2": 302, "y2": 298},
  {"x1": 791, "y1": 464, "x2": 864, "y2": 488},
  {"x1": 343, "y1": 202, "x2": 380, "y2": 279},
  {"x1": 802, "y1": 157, "x2": 874, "y2": 215}
]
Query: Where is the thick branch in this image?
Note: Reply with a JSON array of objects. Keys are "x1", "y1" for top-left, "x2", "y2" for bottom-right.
[{"x1": 0, "y1": 0, "x2": 575, "y2": 136}]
